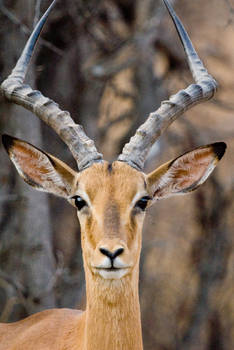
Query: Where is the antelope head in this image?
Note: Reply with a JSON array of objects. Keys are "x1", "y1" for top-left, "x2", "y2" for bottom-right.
[
  {"x1": 1, "y1": 0, "x2": 226, "y2": 286},
  {"x1": 2, "y1": 137, "x2": 225, "y2": 284}
]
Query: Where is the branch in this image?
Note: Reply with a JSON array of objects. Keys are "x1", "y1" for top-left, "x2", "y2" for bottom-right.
[
  {"x1": 36, "y1": 251, "x2": 64, "y2": 299},
  {"x1": 0, "y1": 296, "x2": 19, "y2": 322},
  {"x1": 33, "y1": 0, "x2": 42, "y2": 28},
  {"x1": 0, "y1": 1, "x2": 63, "y2": 56},
  {"x1": 99, "y1": 111, "x2": 134, "y2": 139},
  {"x1": 86, "y1": 1, "x2": 174, "y2": 80}
]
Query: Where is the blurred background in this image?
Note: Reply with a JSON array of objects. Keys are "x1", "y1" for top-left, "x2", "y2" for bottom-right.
[{"x1": 0, "y1": 0, "x2": 234, "y2": 349}]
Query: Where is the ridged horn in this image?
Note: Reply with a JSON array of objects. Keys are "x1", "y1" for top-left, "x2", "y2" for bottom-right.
[
  {"x1": 1, "y1": 0, "x2": 103, "y2": 171},
  {"x1": 118, "y1": 0, "x2": 217, "y2": 170}
]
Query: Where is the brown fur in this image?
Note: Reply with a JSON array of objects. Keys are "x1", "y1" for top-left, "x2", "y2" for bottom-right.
[{"x1": 1, "y1": 137, "x2": 226, "y2": 350}]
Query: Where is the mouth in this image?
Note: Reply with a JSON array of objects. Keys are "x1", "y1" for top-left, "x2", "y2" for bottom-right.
[
  {"x1": 93, "y1": 266, "x2": 130, "y2": 279},
  {"x1": 95, "y1": 266, "x2": 125, "y2": 271}
]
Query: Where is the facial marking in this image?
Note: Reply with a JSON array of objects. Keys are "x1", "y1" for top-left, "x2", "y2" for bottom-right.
[
  {"x1": 104, "y1": 202, "x2": 120, "y2": 238},
  {"x1": 107, "y1": 162, "x2": 113, "y2": 173}
]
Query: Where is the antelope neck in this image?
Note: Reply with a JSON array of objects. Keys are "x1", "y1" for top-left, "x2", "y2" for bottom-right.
[{"x1": 83, "y1": 266, "x2": 143, "y2": 350}]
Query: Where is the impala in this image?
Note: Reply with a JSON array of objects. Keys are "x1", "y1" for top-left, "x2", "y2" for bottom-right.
[{"x1": 0, "y1": 0, "x2": 226, "y2": 349}]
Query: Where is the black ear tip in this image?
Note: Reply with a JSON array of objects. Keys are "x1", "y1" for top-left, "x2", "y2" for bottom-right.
[
  {"x1": 212, "y1": 142, "x2": 227, "y2": 160},
  {"x1": 2, "y1": 134, "x2": 15, "y2": 153}
]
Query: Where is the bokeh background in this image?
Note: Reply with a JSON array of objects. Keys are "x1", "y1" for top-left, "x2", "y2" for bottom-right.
[{"x1": 0, "y1": 0, "x2": 234, "y2": 349}]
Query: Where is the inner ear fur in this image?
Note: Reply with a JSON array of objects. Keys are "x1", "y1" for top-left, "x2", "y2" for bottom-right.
[
  {"x1": 2, "y1": 134, "x2": 77, "y2": 198},
  {"x1": 146, "y1": 142, "x2": 226, "y2": 201}
]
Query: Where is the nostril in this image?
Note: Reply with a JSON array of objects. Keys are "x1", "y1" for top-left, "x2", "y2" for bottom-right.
[
  {"x1": 112, "y1": 248, "x2": 124, "y2": 259},
  {"x1": 99, "y1": 247, "x2": 124, "y2": 260},
  {"x1": 99, "y1": 248, "x2": 112, "y2": 259}
]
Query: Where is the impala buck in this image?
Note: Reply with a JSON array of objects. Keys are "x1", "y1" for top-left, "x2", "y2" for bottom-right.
[{"x1": 0, "y1": 0, "x2": 226, "y2": 349}]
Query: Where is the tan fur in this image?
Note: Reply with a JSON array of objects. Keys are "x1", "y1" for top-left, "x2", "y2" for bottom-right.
[
  {"x1": 1, "y1": 138, "x2": 225, "y2": 350},
  {"x1": 74, "y1": 162, "x2": 144, "y2": 349}
]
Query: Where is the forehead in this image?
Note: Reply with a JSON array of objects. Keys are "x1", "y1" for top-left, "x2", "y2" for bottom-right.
[{"x1": 76, "y1": 161, "x2": 146, "y2": 202}]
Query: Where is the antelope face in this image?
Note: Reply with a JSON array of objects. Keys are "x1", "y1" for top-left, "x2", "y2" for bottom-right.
[
  {"x1": 71, "y1": 162, "x2": 149, "y2": 280},
  {"x1": 3, "y1": 135, "x2": 226, "y2": 281}
]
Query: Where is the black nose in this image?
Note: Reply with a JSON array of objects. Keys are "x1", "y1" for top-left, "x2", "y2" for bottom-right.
[{"x1": 99, "y1": 247, "x2": 124, "y2": 260}]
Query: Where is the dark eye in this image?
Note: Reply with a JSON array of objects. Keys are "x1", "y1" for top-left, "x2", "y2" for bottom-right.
[
  {"x1": 72, "y1": 196, "x2": 87, "y2": 211},
  {"x1": 134, "y1": 196, "x2": 151, "y2": 211}
]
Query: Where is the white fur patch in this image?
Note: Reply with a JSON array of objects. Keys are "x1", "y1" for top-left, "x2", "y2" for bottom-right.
[{"x1": 97, "y1": 268, "x2": 129, "y2": 280}]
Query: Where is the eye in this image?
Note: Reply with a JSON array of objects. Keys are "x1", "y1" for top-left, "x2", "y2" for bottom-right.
[
  {"x1": 134, "y1": 196, "x2": 151, "y2": 211},
  {"x1": 72, "y1": 196, "x2": 88, "y2": 211}
]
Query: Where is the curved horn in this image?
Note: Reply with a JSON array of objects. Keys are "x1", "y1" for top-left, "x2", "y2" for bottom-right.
[
  {"x1": 118, "y1": 0, "x2": 217, "y2": 170},
  {"x1": 1, "y1": 0, "x2": 103, "y2": 171}
]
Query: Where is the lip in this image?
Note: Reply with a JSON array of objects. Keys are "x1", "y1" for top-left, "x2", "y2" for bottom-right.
[
  {"x1": 94, "y1": 266, "x2": 130, "y2": 271},
  {"x1": 93, "y1": 266, "x2": 130, "y2": 279}
]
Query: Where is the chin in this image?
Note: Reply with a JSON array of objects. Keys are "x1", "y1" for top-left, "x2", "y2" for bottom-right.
[{"x1": 95, "y1": 268, "x2": 129, "y2": 280}]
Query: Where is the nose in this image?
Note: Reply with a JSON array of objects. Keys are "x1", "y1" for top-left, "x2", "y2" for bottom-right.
[{"x1": 99, "y1": 247, "x2": 124, "y2": 260}]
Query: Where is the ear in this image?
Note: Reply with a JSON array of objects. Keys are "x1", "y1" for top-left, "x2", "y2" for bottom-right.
[
  {"x1": 146, "y1": 143, "x2": 226, "y2": 201},
  {"x1": 2, "y1": 134, "x2": 77, "y2": 198}
]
